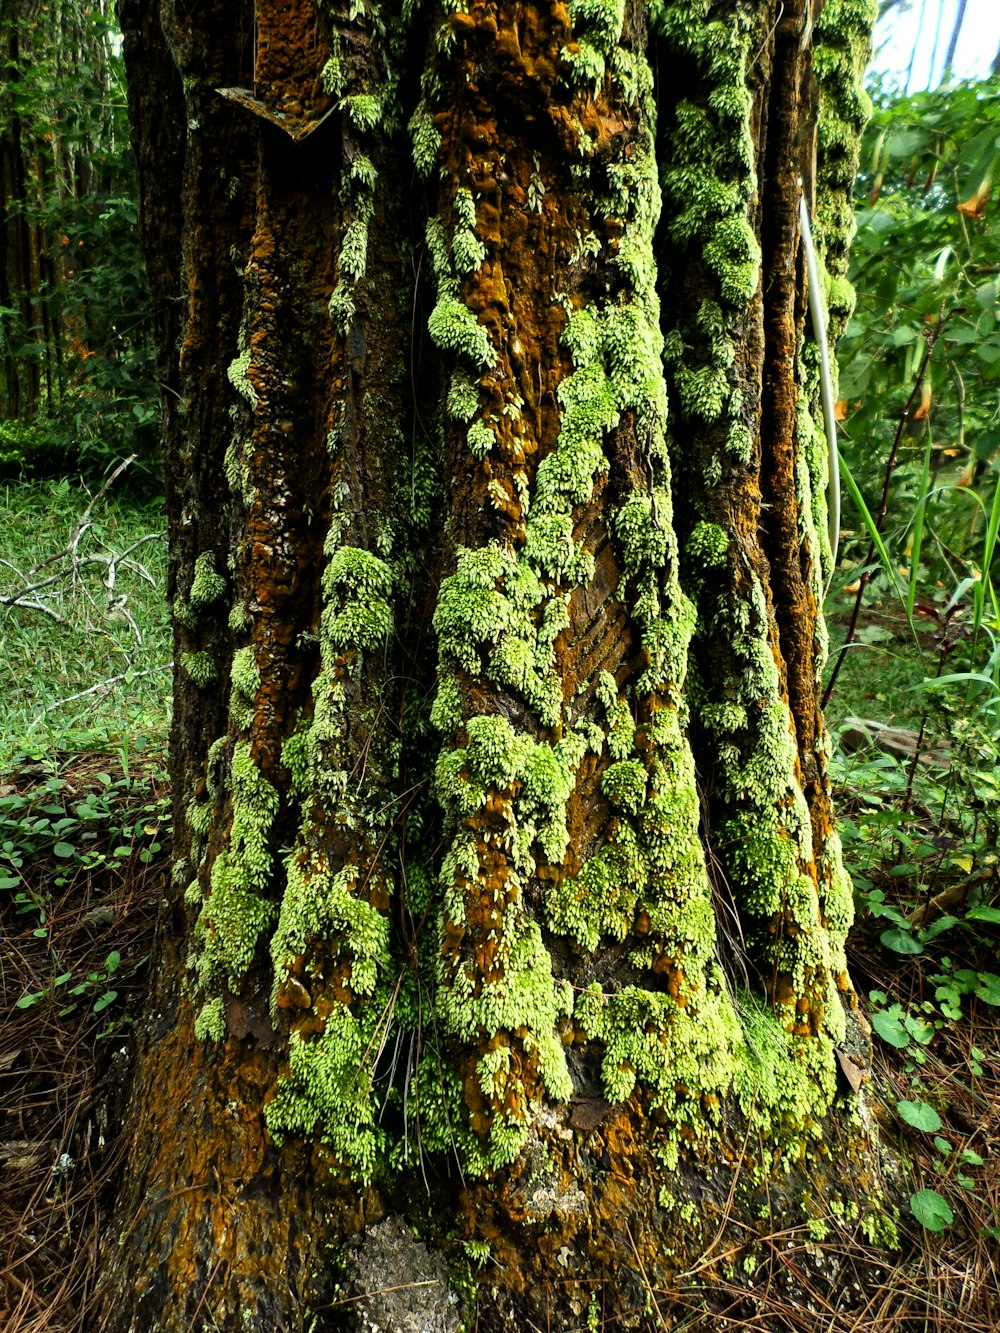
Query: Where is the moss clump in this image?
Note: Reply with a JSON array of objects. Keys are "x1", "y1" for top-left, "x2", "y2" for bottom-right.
[
  {"x1": 322, "y1": 545, "x2": 394, "y2": 654},
  {"x1": 409, "y1": 103, "x2": 441, "y2": 178},
  {"x1": 194, "y1": 995, "x2": 226, "y2": 1043},
  {"x1": 264, "y1": 1003, "x2": 387, "y2": 1183},
  {"x1": 545, "y1": 826, "x2": 645, "y2": 951},
  {"x1": 181, "y1": 651, "x2": 217, "y2": 688},
  {"x1": 189, "y1": 551, "x2": 227, "y2": 606},
  {"x1": 432, "y1": 544, "x2": 562, "y2": 727},
  {"x1": 685, "y1": 521, "x2": 729, "y2": 569},
  {"x1": 434, "y1": 714, "x2": 589, "y2": 871},
  {"x1": 191, "y1": 742, "x2": 280, "y2": 991},
  {"x1": 447, "y1": 370, "x2": 480, "y2": 422},
  {"x1": 230, "y1": 645, "x2": 259, "y2": 731},
  {"x1": 270, "y1": 857, "x2": 391, "y2": 1009},
  {"x1": 427, "y1": 297, "x2": 496, "y2": 369},
  {"x1": 600, "y1": 758, "x2": 647, "y2": 814},
  {"x1": 226, "y1": 346, "x2": 258, "y2": 409}
]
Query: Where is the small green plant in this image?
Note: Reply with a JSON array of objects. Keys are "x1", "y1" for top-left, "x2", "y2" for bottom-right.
[
  {"x1": 909, "y1": 1187, "x2": 954, "y2": 1233},
  {"x1": 16, "y1": 947, "x2": 125, "y2": 1016}
]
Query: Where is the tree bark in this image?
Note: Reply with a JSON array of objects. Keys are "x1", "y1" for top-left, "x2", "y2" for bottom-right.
[
  {"x1": 93, "y1": 2, "x2": 891, "y2": 1329},
  {"x1": 941, "y1": 0, "x2": 968, "y2": 83}
]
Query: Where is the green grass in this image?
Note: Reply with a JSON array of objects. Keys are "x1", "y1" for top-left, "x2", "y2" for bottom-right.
[{"x1": 0, "y1": 479, "x2": 170, "y2": 766}]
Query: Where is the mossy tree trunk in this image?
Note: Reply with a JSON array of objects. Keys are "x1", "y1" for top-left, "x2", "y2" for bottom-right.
[{"x1": 95, "y1": 1, "x2": 885, "y2": 1329}]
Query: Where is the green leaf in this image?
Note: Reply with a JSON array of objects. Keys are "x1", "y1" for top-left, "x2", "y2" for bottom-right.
[
  {"x1": 932, "y1": 1136, "x2": 952, "y2": 1155},
  {"x1": 16, "y1": 991, "x2": 45, "y2": 1009},
  {"x1": 871, "y1": 1009, "x2": 910, "y2": 1048},
  {"x1": 910, "y1": 1189, "x2": 953, "y2": 1232},
  {"x1": 897, "y1": 1099, "x2": 943, "y2": 1133},
  {"x1": 92, "y1": 989, "x2": 118, "y2": 1014},
  {"x1": 974, "y1": 972, "x2": 1000, "y2": 1005},
  {"x1": 104, "y1": 950, "x2": 121, "y2": 974},
  {"x1": 903, "y1": 1013, "x2": 935, "y2": 1045},
  {"x1": 880, "y1": 926, "x2": 923, "y2": 955},
  {"x1": 53, "y1": 841, "x2": 76, "y2": 858},
  {"x1": 966, "y1": 905, "x2": 1000, "y2": 924},
  {"x1": 918, "y1": 915, "x2": 959, "y2": 944}
]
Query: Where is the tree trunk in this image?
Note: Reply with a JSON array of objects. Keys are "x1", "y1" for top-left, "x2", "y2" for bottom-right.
[
  {"x1": 0, "y1": 1, "x2": 44, "y2": 418},
  {"x1": 93, "y1": 1, "x2": 889, "y2": 1329},
  {"x1": 941, "y1": 0, "x2": 968, "y2": 83}
]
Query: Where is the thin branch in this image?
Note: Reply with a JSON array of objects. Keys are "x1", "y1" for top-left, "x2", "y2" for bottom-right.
[{"x1": 823, "y1": 311, "x2": 950, "y2": 710}]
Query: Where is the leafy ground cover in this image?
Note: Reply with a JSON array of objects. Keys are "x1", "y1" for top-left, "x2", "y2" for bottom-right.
[{"x1": 1, "y1": 751, "x2": 167, "y2": 1332}]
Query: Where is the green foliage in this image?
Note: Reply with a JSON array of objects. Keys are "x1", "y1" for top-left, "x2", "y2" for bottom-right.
[
  {"x1": 909, "y1": 1187, "x2": 954, "y2": 1233},
  {"x1": 0, "y1": 4, "x2": 157, "y2": 484},
  {"x1": 0, "y1": 481, "x2": 169, "y2": 757},
  {"x1": 827, "y1": 82, "x2": 1000, "y2": 1247},
  {"x1": 837, "y1": 77, "x2": 1000, "y2": 602},
  {"x1": 4, "y1": 756, "x2": 167, "y2": 1018}
]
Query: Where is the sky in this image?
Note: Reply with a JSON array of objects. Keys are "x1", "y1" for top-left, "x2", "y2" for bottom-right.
[{"x1": 872, "y1": 0, "x2": 1000, "y2": 91}]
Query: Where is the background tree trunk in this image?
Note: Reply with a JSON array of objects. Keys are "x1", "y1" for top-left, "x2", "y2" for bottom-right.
[{"x1": 93, "y1": 1, "x2": 888, "y2": 1328}]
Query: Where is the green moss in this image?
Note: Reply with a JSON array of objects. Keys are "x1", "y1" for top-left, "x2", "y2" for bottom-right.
[
  {"x1": 190, "y1": 551, "x2": 227, "y2": 606},
  {"x1": 172, "y1": 597, "x2": 198, "y2": 631},
  {"x1": 265, "y1": 1004, "x2": 386, "y2": 1183},
  {"x1": 568, "y1": 0, "x2": 626, "y2": 54},
  {"x1": 466, "y1": 419, "x2": 493, "y2": 459},
  {"x1": 546, "y1": 825, "x2": 645, "y2": 950},
  {"x1": 434, "y1": 715, "x2": 587, "y2": 871},
  {"x1": 576, "y1": 977, "x2": 844, "y2": 1170},
  {"x1": 685, "y1": 521, "x2": 729, "y2": 569},
  {"x1": 271, "y1": 856, "x2": 390, "y2": 1007},
  {"x1": 229, "y1": 644, "x2": 259, "y2": 730},
  {"x1": 181, "y1": 651, "x2": 217, "y2": 688},
  {"x1": 601, "y1": 758, "x2": 647, "y2": 814},
  {"x1": 447, "y1": 371, "x2": 480, "y2": 422},
  {"x1": 437, "y1": 892, "x2": 574, "y2": 1166},
  {"x1": 561, "y1": 40, "x2": 607, "y2": 92},
  {"x1": 342, "y1": 92, "x2": 382, "y2": 132},
  {"x1": 860, "y1": 1210, "x2": 899, "y2": 1248},
  {"x1": 191, "y1": 741, "x2": 280, "y2": 990},
  {"x1": 427, "y1": 297, "x2": 496, "y2": 369},
  {"x1": 432, "y1": 543, "x2": 562, "y2": 726},
  {"x1": 226, "y1": 346, "x2": 258, "y2": 409},
  {"x1": 194, "y1": 995, "x2": 226, "y2": 1043},
  {"x1": 321, "y1": 545, "x2": 393, "y2": 654},
  {"x1": 409, "y1": 103, "x2": 442, "y2": 178},
  {"x1": 338, "y1": 214, "x2": 370, "y2": 284},
  {"x1": 186, "y1": 796, "x2": 212, "y2": 840}
]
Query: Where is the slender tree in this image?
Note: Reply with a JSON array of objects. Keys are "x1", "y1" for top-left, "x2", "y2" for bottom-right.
[
  {"x1": 94, "y1": 1, "x2": 888, "y2": 1328},
  {"x1": 941, "y1": 0, "x2": 968, "y2": 83}
]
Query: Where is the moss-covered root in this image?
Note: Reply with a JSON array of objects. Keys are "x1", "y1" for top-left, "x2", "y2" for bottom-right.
[{"x1": 651, "y1": 0, "x2": 864, "y2": 1049}]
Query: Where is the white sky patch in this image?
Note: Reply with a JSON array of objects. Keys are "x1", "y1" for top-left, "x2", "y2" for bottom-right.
[{"x1": 872, "y1": 0, "x2": 1000, "y2": 91}]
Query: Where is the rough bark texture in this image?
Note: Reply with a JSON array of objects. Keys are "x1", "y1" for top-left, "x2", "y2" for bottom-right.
[{"x1": 93, "y1": 1, "x2": 888, "y2": 1329}]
